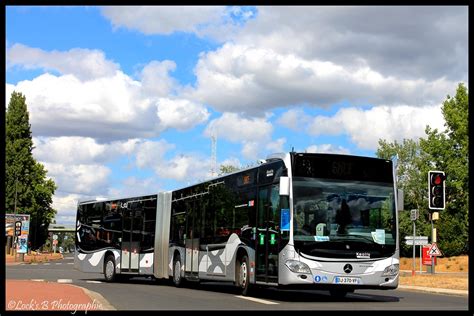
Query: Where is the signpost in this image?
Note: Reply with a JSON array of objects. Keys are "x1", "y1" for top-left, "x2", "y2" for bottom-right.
[
  {"x1": 409, "y1": 209, "x2": 419, "y2": 276},
  {"x1": 404, "y1": 236, "x2": 429, "y2": 246},
  {"x1": 405, "y1": 236, "x2": 429, "y2": 274}
]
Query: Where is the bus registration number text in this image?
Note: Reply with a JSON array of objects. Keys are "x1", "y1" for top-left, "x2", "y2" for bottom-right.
[{"x1": 334, "y1": 277, "x2": 360, "y2": 284}]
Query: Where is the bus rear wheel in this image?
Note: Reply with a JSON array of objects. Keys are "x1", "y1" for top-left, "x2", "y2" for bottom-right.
[
  {"x1": 172, "y1": 254, "x2": 184, "y2": 287},
  {"x1": 237, "y1": 255, "x2": 252, "y2": 296}
]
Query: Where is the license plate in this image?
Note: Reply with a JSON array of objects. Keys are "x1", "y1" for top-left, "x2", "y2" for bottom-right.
[{"x1": 334, "y1": 276, "x2": 360, "y2": 284}]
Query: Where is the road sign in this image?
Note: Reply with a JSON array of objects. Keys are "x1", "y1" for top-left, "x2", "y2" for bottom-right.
[
  {"x1": 53, "y1": 239, "x2": 58, "y2": 245},
  {"x1": 428, "y1": 242, "x2": 442, "y2": 256},
  {"x1": 404, "y1": 236, "x2": 429, "y2": 246},
  {"x1": 53, "y1": 234, "x2": 58, "y2": 240},
  {"x1": 410, "y1": 209, "x2": 419, "y2": 221},
  {"x1": 422, "y1": 245, "x2": 437, "y2": 265}
]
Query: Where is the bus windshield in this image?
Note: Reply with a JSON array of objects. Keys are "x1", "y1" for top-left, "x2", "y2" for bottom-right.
[{"x1": 292, "y1": 177, "x2": 396, "y2": 259}]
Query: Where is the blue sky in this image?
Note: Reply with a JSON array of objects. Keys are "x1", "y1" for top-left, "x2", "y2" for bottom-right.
[{"x1": 6, "y1": 6, "x2": 468, "y2": 225}]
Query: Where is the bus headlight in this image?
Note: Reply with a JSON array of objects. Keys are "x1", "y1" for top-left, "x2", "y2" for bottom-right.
[
  {"x1": 382, "y1": 264, "x2": 399, "y2": 276},
  {"x1": 285, "y1": 260, "x2": 311, "y2": 274}
]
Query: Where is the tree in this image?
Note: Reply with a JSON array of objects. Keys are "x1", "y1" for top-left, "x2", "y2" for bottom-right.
[
  {"x1": 376, "y1": 139, "x2": 431, "y2": 256},
  {"x1": 376, "y1": 83, "x2": 468, "y2": 256},
  {"x1": 420, "y1": 83, "x2": 469, "y2": 256},
  {"x1": 218, "y1": 164, "x2": 241, "y2": 176},
  {"x1": 6, "y1": 91, "x2": 57, "y2": 249}
]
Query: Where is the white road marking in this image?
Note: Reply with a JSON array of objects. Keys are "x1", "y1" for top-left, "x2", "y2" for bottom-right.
[
  {"x1": 31, "y1": 279, "x2": 44, "y2": 282},
  {"x1": 67, "y1": 262, "x2": 74, "y2": 265},
  {"x1": 86, "y1": 281, "x2": 103, "y2": 284},
  {"x1": 30, "y1": 263, "x2": 38, "y2": 265},
  {"x1": 57, "y1": 279, "x2": 73, "y2": 283},
  {"x1": 55, "y1": 263, "x2": 62, "y2": 265},
  {"x1": 235, "y1": 295, "x2": 279, "y2": 305},
  {"x1": 43, "y1": 263, "x2": 50, "y2": 265}
]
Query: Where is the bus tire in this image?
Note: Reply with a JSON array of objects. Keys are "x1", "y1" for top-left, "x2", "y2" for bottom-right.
[
  {"x1": 104, "y1": 255, "x2": 117, "y2": 282},
  {"x1": 237, "y1": 255, "x2": 252, "y2": 296},
  {"x1": 172, "y1": 254, "x2": 184, "y2": 287}
]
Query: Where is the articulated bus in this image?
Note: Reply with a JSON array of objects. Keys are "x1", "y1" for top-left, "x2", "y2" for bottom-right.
[{"x1": 75, "y1": 152, "x2": 402, "y2": 297}]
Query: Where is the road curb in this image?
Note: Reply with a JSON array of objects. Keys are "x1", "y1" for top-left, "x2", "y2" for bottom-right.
[
  {"x1": 69, "y1": 284, "x2": 116, "y2": 310},
  {"x1": 398, "y1": 285, "x2": 468, "y2": 296}
]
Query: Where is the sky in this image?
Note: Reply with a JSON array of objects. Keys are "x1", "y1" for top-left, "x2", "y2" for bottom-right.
[{"x1": 5, "y1": 6, "x2": 468, "y2": 225}]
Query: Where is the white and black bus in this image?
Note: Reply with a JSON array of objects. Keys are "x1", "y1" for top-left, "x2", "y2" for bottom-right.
[{"x1": 75, "y1": 152, "x2": 402, "y2": 297}]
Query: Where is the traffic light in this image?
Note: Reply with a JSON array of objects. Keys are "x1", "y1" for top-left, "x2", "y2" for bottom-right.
[{"x1": 428, "y1": 171, "x2": 445, "y2": 210}]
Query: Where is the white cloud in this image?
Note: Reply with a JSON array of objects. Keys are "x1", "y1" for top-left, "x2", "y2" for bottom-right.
[
  {"x1": 277, "y1": 108, "x2": 311, "y2": 130},
  {"x1": 307, "y1": 104, "x2": 446, "y2": 150},
  {"x1": 107, "y1": 176, "x2": 162, "y2": 198},
  {"x1": 101, "y1": 6, "x2": 227, "y2": 35},
  {"x1": 306, "y1": 144, "x2": 351, "y2": 155},
  {"x1": 204, "y1": 112, "x2": 272, "y2": 143},
  {"x1": 32, "y1": 137, "x2": 139, "y2": 164},
  {"x1": 7, "y1": 43, "x2": 119, "y2": 81},
  {"x1": 44, "y1": 162, "x2": 111, "y2": 196},
  {"x1": 6, "y1": 46, "x2": 210, "y2": 141},
  {"x1": 235, "y1": 7, "x2": 467, "y2": 81},
  {"x1": 7, "y1": 72, "x2": 155, "y2": 140},
  {"x1": 134, "y1": 139, "x2": 175, "y2": 169},
  {"x1": 204, "y1": 112, "x2": 274, "y2": 160},
  {"x1": 140, "y1": 60, "x2": 178, "y2": 96},
  {"x1": 154, "y1": 154, "x2": 212, "y2": 182},
  {"x1": 190, "y1": 43, "x2": 459, "y2": 115},
  {"x1": 156, "y1": 98, "x2": 210, "y2": 131},
  {"x1": 132, "y1": 139, "x2": 211, "y2": 182},
  {"x1": 52, "y1": 194, "x2": 82, "y2": 225},
  {"x1": 266, "y1": 137, "x2": 286, "y2": 153}
]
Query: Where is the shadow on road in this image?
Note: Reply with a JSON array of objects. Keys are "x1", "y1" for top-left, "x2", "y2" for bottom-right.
[{"x1": 79, "y1": 276, "x2": 400, "y2": 303}]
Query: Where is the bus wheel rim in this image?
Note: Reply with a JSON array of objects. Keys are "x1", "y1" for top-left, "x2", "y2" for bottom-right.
[
  {"x1": 240, "y1": 261, "x2": 247, "y2": 288},
  {"x1": 174, "y1": 261, "x2": 181, "y2": 283},
  {"x1": 106, "y1": 260, "x2": 114, "y2": 279}
]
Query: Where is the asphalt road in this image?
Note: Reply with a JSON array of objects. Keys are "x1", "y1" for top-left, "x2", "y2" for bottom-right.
[{"x1": 6, "y1": 254, "x2": 468, "y2": 311}]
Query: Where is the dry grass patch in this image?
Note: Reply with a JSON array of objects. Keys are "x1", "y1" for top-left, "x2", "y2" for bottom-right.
[
  {"x1": 399, "y1": 274, "x2": 468, "y2": 291},
  {"x1": 400, "y1": 255, "x2": 468, "y2": 272}
]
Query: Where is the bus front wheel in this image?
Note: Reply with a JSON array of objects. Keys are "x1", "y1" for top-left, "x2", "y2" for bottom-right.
[
  {"x1": 237, "y1": 255, "x2": 252, "y2": 296},
  {"x1": 104, "y1": 255, "x2": 116, "y2": 282}
]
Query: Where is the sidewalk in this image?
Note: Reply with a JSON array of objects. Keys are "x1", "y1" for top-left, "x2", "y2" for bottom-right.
[
  {"x1": 6, "y1": 252, "x2": 63, "y2": 265},
  {"x1": 398, "y1": 284, "x2": 468, "y2": 296},
  {"x1": 6, "y1": 280, "x2": 115, "y2": 311}
]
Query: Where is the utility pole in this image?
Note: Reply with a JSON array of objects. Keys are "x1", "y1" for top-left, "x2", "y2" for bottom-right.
[
  {"x1": 210, "y1": 131, "x2": 217, "y2": 178},
  {"x1": 13, "y1": 176, "x2": 18, "y2": 261},
  {"x1": 410, "y1": 209, "x2": 419, "y2": 276}
]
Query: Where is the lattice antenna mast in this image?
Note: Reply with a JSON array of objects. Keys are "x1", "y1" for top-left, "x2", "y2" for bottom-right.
[{"x1": 210, "y1": 130, "x2": 217, "y2": 178}]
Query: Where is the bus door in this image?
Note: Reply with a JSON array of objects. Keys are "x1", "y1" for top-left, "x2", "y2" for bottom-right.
[
  {"x1": 121, "y1": 205, "x2": 143, "y2": 273},
  {"x1": 256, "y1": 184, "x2": 280, "y2": 284},
  {"x1": 184, "y1": 200, "x2": 199, "y2": 278}
]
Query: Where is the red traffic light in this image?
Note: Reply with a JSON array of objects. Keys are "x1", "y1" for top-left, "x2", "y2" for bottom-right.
[
  {"x1": 431, "y1": 173, "x2": 443, "y2": 185},
  {"x1": 428, "y1": 171, "x2": 445, "y2": 210}
]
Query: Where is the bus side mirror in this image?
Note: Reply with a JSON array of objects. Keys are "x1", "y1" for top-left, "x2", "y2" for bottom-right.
[
  {"x1": 397, "y1": 189, "x2": 404, "y2": 211},
  {"x1": 279, "y1": 177, "x2": 290, "y2": 196}
]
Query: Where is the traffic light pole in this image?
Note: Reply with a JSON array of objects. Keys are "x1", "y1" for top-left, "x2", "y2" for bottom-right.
[
  {"x1": 431, "y1": 217, "x2": 435, "y2": 274},
  {"x1": 412, "y1": 220, "x2": 416, "y2": 276}
]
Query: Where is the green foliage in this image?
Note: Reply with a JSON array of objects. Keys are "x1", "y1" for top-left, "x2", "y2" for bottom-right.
[
  {"x1": 5, "y1": 91, "x2": 58, "y2": 249},
  {"x1": 219, "y1": 164, "x2": 241, "y2": 176},
  {"x1": 376, "y1": 83, "x2": 468, "y2": 256}
]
